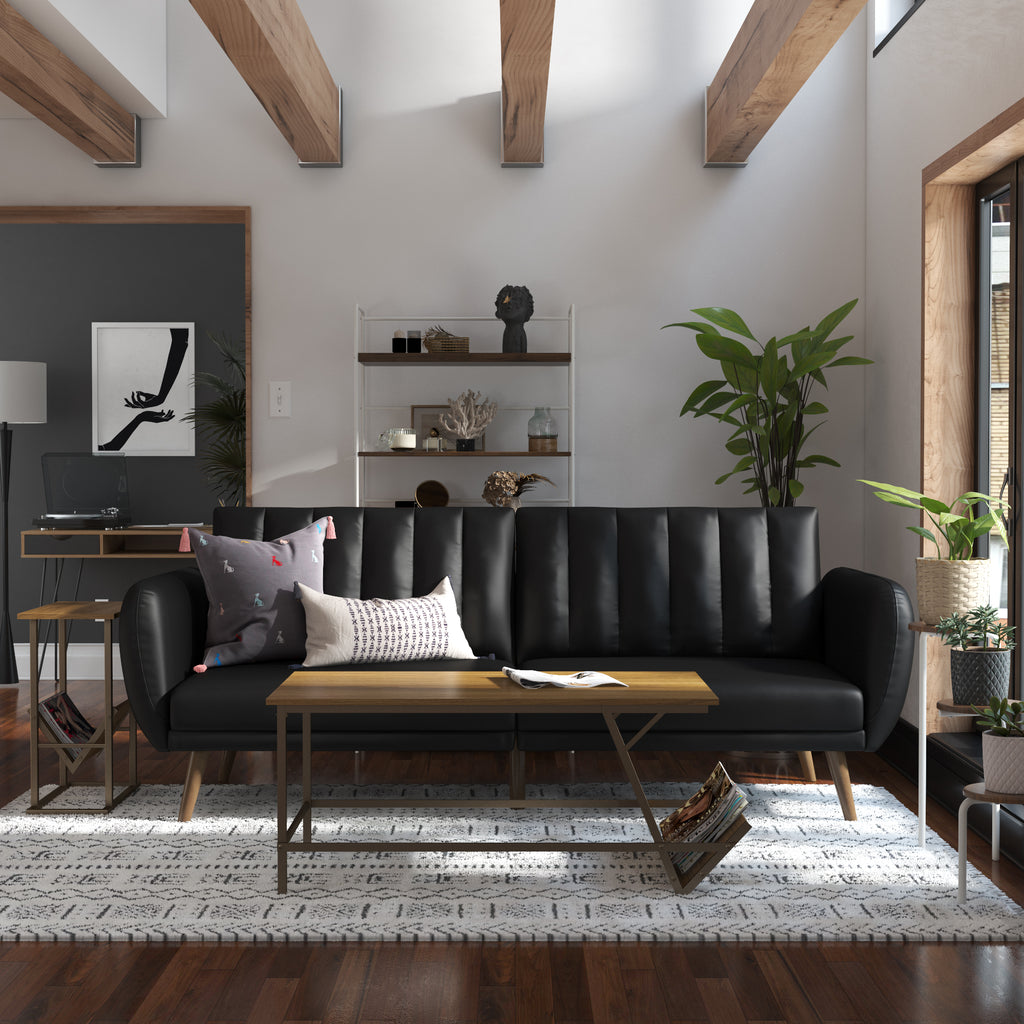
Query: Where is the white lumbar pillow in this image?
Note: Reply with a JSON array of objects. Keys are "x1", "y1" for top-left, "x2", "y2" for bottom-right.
[{"x1": 296, "y1": 576, "x2": 476, "y2": 667}]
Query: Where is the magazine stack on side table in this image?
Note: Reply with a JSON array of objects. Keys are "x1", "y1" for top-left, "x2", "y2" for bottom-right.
[
  {"x1": 658, "y1": 762, "x2": 751, "y2": 894},
  {"x1": 17, "y1": 600, "x2": 138, "y2": 814}
]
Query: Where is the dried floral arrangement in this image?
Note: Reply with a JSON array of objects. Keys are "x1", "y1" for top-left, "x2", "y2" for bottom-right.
[
  {"x1": 482, "y1": 470, "x2": 554, "y2": 509},
  {"x1": 439, "y1": 389, "x2": 496, "y2": 440}
]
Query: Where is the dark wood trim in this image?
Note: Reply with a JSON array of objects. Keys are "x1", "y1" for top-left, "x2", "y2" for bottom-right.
[
  {"x1": 0, "y1": 206, "x2": 249, "y2": 224},
  {"x1": 0, "y1": 0, "x2": 138, "y2": 164},
  {"x1": 358, "y1": 353, "x2": 570, "y2": 365},
  {"x1": 704, "y1": 0, "x2": 867, "y2": 166}
]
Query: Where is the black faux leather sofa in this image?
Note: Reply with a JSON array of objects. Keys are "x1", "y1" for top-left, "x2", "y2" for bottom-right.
[{"x1": 119, "y1": 505, "x2": 914, "y2": 820}]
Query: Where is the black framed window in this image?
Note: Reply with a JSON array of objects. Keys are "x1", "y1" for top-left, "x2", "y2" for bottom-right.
[{"x1": 977, "y1": 162, "x2": 1019, "y2": 694}]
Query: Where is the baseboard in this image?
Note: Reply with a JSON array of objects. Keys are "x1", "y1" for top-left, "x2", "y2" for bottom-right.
[{"x1": 13, "y1": 643, "x2": 123, "y2": 682}]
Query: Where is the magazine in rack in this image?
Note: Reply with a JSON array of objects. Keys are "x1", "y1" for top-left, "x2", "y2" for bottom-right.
[
  {"x1": 659, "y1": 761, "x2": 749, "y2": 874},
  {"x1": 37, "y1": 692, "x2": 96, "y2": 761}
]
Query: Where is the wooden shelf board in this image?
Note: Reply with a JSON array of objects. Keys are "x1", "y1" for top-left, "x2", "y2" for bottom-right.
[
  {"x1": 357, "y1": 450, "x2": 570, "y2": 458},
  {"x1": 358, "y1": 353, "x2": 570, "y2": 365}
]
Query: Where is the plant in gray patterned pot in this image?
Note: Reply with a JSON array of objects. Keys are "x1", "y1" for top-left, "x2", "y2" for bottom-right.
[
  {"x1": 936, "y1": 605, "x2": 1016, "y2": 706},
  {"x1": 972, "y1": 699, "x2": 1024, "y2": 795}
]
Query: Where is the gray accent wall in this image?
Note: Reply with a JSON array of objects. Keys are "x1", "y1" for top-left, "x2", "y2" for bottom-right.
[{"x1": 2, "y1": 222, "x2": 246, "y2": 642}]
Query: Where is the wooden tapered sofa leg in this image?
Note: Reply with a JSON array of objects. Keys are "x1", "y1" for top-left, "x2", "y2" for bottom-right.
[
  {"x1": 218, "y1": 750, "x2": 237, "y2": 784},
  {"x1": 178, "y1": 751, "x2": 209, "y2": 822},
  {"x1": 797, "y1": 751, "x2": 816, "y2": 783},
  {"x1": 824, "y1": 750, "x2": 857, "y2": 821},
  {"x1": 509, "y1": 746, "x2": 526, "y2": 801}
]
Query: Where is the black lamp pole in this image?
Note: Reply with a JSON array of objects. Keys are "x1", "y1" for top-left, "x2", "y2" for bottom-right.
[{"x1": 0, "y1": 421, "x2": 16, "y2": 685}]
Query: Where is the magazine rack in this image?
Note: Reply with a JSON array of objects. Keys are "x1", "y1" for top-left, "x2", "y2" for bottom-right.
[
  {"x1": 668, "y1": 815, "x2": 752, "y2": 894},
  {"x1": 18, "y1": 601, "x2": 138, "y2": 814}
]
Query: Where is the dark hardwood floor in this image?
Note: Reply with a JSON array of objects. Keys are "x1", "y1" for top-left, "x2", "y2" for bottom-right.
[{"x1": 1, "y1": 680, "x2": 1023, "y2": 1024}]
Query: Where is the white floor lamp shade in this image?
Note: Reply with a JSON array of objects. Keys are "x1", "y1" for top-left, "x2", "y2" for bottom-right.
[
  {"x1": 0, "y1": 361, "x2": 47, "y2": 685},
  {"x1": 0, "y1": 361, "x2": 47, "y2": 424}
]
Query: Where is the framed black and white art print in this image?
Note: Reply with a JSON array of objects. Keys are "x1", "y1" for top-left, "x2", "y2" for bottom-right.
[{"x1": 91, "y1": 322, "x2": 195, "y2": 456}]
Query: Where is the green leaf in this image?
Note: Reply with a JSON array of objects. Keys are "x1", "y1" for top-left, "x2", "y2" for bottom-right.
[
  {"x1": 813, "y1": 298, "x2": 858, "y2": 338},
  {"x1": 725, "y1": 437, "x2": 751, "y2": 455},
  {"x1": 681, "y1": 379, "x2": 727, "y2": 414},
  {"x1": 692, "y1": 307, "x2": 757, "y2": 341},
  {"x1": 826, "y1": 355, "x2": 873, "y2": 367},
  {"x1": 663, "y1": 320, "x2": 721, "y2": 335},
  {"x1": 695, "y1": 333, "x2": 758, "y2": 369},
  {"x1": 802, "y1": 402, "x2": 829, "y2": 415},
  {"x1": 789, "y1": 352, "x2": 833, "y2": 379},
  {"x1": 788, "y1": 479, "x2": 804, "y2": 499},
  {"x1": 767, "y1": 486, "x2": 781, "y2": 505}
]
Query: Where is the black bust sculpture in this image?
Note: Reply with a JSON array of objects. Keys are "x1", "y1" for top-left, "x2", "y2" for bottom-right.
[{"x1": 495, "y1": 285, "x2": 534, "y2": 354}]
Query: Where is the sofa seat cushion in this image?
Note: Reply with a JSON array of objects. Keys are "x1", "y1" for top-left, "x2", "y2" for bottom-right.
[
  {"x1": 514, "y1": 656, "x2": 863, "y2": 734},
  {"x1": 169, "y1": 658, "x2": 512, "y2": 734}
]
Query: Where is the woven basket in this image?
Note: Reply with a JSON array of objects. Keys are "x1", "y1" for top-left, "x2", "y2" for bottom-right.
[
  {"x1": 915, "y1": 557, "x2": 990, "y2": 625},
  {"x1": 424, "y1": 335, "x2": 469, "y2": 354}
]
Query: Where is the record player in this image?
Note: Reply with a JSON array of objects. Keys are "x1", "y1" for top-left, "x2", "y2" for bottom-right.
[{"x1": 32, "y1": 452, "x2": 132, "y2": 530}]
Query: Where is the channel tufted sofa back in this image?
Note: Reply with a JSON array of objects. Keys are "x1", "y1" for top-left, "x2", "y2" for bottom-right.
[{"x1": 513, "y1": 507, "x2": 823, "y2": 663}]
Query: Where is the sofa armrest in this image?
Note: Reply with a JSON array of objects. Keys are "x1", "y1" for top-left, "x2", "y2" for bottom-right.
[
  {"x1": 119, "y1": 568, "x2": 208, "y2": 751},
  {"x1": 822, "y1": 566, "x2": 914, "y2": 750}
]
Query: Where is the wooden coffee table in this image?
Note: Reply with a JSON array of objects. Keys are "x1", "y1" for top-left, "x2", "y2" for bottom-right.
[{"x1": 267, "y1": 669, "x2": 740, "y2": 895}]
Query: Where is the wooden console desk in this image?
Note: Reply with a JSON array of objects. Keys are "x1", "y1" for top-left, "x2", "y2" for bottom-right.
[{"x1": 21, "y1": 526, "x2": 204, "y2": 560}]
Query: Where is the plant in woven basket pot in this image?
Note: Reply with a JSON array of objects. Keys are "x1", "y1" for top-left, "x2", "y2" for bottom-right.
[
  {"x1": 936, "y1": 606, "x2": 1016, "y2": 706},
  {"x1": 972, "y1": 698, "x2": 1024, "y2": 795},
  {"x1": 860, "y1": 481, "x2": 1010, "y2": 624}
]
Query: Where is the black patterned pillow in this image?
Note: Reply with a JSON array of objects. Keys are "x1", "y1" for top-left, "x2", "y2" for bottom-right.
[
  {"x1": 186, "y1": 518, "x2": 331, "y2": 670},
  {"x1": 295, "y1": 576, "x2": 475, "y2": 667}
]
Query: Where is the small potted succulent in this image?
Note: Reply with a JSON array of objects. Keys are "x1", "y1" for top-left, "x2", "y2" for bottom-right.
[
  {"x1": 935, "y1": 606, "x2": 1016, "y2": 706},
  {"x1": 971, "y1": 698, "x2": 1024, "y2": 795},
  {"x1": 860, "y1": 481, "x2": 1010, "y2": 624}
]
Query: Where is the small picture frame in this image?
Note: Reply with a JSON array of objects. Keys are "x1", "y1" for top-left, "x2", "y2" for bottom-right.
[{"x1": 411, "y1": 404, "x2": 485, "y2": 451}]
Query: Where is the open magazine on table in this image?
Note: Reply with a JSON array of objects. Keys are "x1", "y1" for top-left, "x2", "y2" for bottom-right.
[{"x1": 502, "y1": 667, "x2": 628, "y2": 689}]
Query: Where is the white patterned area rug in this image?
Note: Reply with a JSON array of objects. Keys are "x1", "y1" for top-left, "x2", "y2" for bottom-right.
[{"x1": 0, "y1": 782, "x2": 1021, "y2": 942}]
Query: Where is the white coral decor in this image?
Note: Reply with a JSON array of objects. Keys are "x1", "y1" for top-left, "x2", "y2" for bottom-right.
[{"x1": 439, "y1": 389, "x2": 496, "y2": 440}]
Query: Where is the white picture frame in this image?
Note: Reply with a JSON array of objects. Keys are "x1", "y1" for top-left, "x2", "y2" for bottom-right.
[{"x1": 91, "y1": 322, "x2": 195, "y2": 456}]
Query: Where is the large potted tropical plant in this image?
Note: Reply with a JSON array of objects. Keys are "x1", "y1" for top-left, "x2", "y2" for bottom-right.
[
  {"x1": 860, "y1": 481, "x2": 1009, "y2": 624},
  {"x1": 664, "y1": 299, "x2": 869, "y2": 506},
  {"x1": 935, "y1": 605, "x2": 1016, "y2": 706}
]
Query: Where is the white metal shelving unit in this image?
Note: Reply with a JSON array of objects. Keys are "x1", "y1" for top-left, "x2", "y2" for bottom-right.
[{"x1": 353, "y1": 305, "x2": 575, "y2": 508}]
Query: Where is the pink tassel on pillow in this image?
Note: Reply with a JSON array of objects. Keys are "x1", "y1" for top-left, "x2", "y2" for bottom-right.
[
  {"x1": 193, "y1": 664, "x2": 207, "y2": 674},
  {"x1": 178, "y1": 527, "x2": 191, "y2": 553},
  {"x1": 325, "y1": 516, "x2": 336, "y2": 540}
]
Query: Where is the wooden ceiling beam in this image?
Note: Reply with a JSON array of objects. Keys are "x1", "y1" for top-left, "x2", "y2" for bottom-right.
[
  {"x1": 500, "y1": 0, "x2": 556, "y2": 167},
  {"x1": 0, "y1": 0, "x2": 138, "y2": 166},
  {"x1": 189, "y1": 0, "x2": 341, "y2": 167},
  {"x1": 705, "y1": 0, "x2": 867, "y2": 166}
]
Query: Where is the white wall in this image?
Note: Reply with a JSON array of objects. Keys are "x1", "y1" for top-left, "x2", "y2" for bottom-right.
[
  {"x1": 0, "y1": 0, "x2": 868, "y2": 569},
  {"x1": 865, "y1": 0, "x2": 1024, "y2": 723}
]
